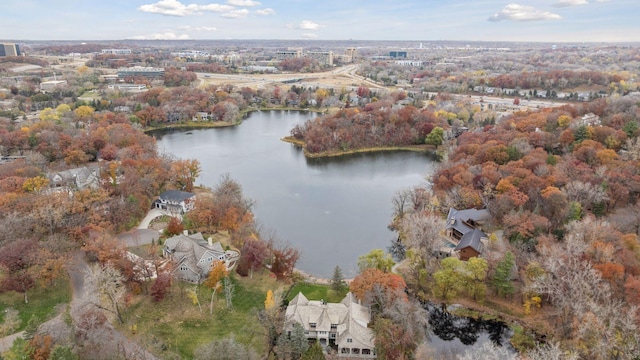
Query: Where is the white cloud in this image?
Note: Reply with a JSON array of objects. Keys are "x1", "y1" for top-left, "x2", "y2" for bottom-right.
[
  {"x1": 488, "y1": 3, "x2": 562, "y2": 22},
  {"x1": 301, "y1": 33, "x2": 318, "y2": 39},
  {"x1": 221, "y1": 9, "x2": 249, "y2": 18},
  {"x1": 255, "y1": 8, "x2": 275, "y2": 15},
  {"x1": 181, "y1": 25, "x2": 217, "y2": 31},
  {"x1": 554, "y1": 0, "x2": 588, "y2": 7},
  {"x1": 138, "y1": 0, "x2": 234, "y2": 16},
  {"x1": 128, "y1": 31, "x2": 190, "y2": 40},
  {"x1": 226, "y1": 0, "x2": 260, "y2": 6},
  {"x1": 298, "y1": 20, "x2": 324, "y2": 30}
]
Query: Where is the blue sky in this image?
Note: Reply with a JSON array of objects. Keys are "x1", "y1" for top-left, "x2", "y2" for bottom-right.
[{"x1": 1, "y1": 0, "x2": 638, "y2": 42}]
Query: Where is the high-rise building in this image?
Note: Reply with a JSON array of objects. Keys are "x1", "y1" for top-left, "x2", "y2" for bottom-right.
[{"x1": 0, "y1": 43, "x2": 21, "y2": 57}]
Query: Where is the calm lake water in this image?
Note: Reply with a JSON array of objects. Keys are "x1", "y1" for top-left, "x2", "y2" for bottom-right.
[{"x1": 154, "y1": 110, "x2": 436, "y2": 278}]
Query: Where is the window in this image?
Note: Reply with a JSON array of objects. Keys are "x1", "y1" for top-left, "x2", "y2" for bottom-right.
[
  {"x1": 331, "y1": 324, "x2": 337, "y2": 329},
  {"x1": 347, "y1": 338, "x2": 352, "y2": 343},
  {"x1": 180, "y1": 265, "x2": 188, "y2": 271},
  {"x1": 362, "y1": 349, "x2": 371, "y2": 355},
  {"x1": 310, "y1": 323, "x2": 316, "y2": 328}
]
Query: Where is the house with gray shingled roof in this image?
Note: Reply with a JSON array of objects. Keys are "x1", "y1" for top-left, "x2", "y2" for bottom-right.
[
  {"x1": 48, "y1": 164, "x2": 101, "y2": 191},
  {"x1": 163, "y1": 232, "x2": 239, "y2": 284},
  {"x1": 285, "y1": 292, "x2": 375, "y2": 358}
]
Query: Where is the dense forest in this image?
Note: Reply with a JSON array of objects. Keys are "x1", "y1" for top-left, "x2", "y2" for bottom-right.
[{"x1": 388, "y1": 93, "x2": 640, "y2": 359}]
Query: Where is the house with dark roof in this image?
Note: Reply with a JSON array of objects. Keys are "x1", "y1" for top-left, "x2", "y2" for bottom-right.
[
  {"x1": 454, "y1": 228, "x2": 487, "y2": 261},
  {"x1": 153, "y1": 190, "x2": 196, "y2": 214},
  {"x1": 285, "y1": 292, "x2": 375, "y2": 358},
  {"x1": 163, "y1": 232, "x2": 239, "y2": 284},
  {"x1": 445, "y1": 208, "x2": 491, "y2": 261}
]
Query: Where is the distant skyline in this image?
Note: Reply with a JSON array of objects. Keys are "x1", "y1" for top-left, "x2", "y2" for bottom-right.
[{"x1": 1, "y1": 0, "x2": 639, "y2": 43}]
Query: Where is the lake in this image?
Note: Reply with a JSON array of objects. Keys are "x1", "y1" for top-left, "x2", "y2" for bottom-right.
[{"x1": 153, "y1": 110, "x2": 436, "y2": 278}]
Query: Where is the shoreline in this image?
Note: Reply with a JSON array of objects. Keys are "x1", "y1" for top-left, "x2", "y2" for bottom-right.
[
  {"x1": 281, "y1": 136, "x2": 437, "y2": 158},
  {"x1": 143, "y1": 107, "x2": 327, "y2": 134},
  {"x1": 292, "y1": 268, "x2": 353, "y2": 285}
]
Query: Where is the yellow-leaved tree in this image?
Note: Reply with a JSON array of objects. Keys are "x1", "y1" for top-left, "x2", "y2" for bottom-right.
[
  {"x1": 264, "y1": 289, "x2": 275, "y2": 310},
  {"x1": 204, "y1": 261, "x2": 228, "y2": 314}
]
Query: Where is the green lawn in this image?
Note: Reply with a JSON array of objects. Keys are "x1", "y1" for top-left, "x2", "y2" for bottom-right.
[
  {"x1": 120, "y1": 271, "x2": 282, "y2": 358},
  {"x1": 287, "y1": 282, "x2": 348, "y2": 303},
  {"x1": 0, "y1": 278, "x2": 72, "y2": 331}
]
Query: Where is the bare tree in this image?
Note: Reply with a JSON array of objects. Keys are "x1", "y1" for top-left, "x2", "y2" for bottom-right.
[
  {"x1": 400, "y1": 212, "x2": 446, "y2": 270},
  {"x1": 526, "y1": 342, "x2": 578, "y2": 360},
  {"x1": 195, "y1": 336, "x2": 259, "y2": 360},
  {"x1": 84, "y1": 264, "x2": 126, "y2": 324},
  {"x1": 458, "y1": 342, "x2": 518, "y2": 360}
]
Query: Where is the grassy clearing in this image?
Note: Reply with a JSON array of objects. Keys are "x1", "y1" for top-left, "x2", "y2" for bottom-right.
[
  {"x1": 0, "y1": 278, "x2": 71, "y2": 331},
  {"x1": 120, "y1": 271, "x2": 283, "y2": 358},
  {"x1": 286, "y1": 282, "x2": 348, "y2": 303}
]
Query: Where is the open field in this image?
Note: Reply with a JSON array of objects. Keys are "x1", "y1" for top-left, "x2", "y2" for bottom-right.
[{"x1": 119, "y1": 271, "x2": 282, "y2": 358}]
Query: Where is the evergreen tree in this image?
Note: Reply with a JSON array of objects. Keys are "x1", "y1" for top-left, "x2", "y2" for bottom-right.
[
  {"x1": 301, "y1": 340, "x2": 326, "y2": 360},
  {"x1": 330, "y1": 265, "x2": 347, "y2": 292},
  {"x1": 492, "y1": 252, "x2": 515, "y2": 297},
  {"x1": 3, "y1": 337, "x2": 32, "y2": 360},
  {"x1": 50, "y1": 345, "x2": 79, "y2": 360},
  {"x1": 23, "y1": 314, "x2": 39, "y2": 340},
  {"x1": 277, "y1": 323, "x2": 308, "y2": 360}
]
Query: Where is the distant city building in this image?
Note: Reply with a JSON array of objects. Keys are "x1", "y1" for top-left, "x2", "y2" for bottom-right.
[
  {"x1": 171, "y1": 50, "x2": 210, "y2": 58},
  {"x1": 0, "y1": 43, "x2": 21, "y2": 57},
  {"x1": 101, "y1": 48, "x2": 132, "y2": 55},
  {"x1": 306, "y1": 51, "x2": 334, "y2": 66},
  {"x1": 395, "y1": 60, "x2": 423, "y2": 67},
  {"x1": 389, "y1": 51, "x2": 407, "y2": 58},
  {"x1": 39, "y1": 80, "x2": 67, "y2": 92},
  {"x1": 343, "y1": 47, "x2": 357, "y2": 62},
  {"x1": 117, "y1": 66, "x2": 164, "y2": 78},
  {"x1": 107, "y1": 83, "x2": 147, "y2": 92},
  {"x1": 276, "y1": 48, "x2": 303, "y2": 60}
]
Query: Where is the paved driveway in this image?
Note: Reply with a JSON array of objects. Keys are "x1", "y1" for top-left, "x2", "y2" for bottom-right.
[
  {"x1": 118, "y1": 229, "x2": 162, "y2": 248},
  {"x1": 137, "y1": 208, "x2": 172, "y2": 230}
]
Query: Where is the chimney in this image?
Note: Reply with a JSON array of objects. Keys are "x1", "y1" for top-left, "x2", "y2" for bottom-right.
[
  {"x1": 183, "y1": 230, "x2": 188, "y2": 236},
  {"x1": 208, "y1": 237, "x2": 213, "y2": 247}
]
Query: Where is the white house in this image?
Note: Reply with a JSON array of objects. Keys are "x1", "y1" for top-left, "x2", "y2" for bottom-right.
[
  {"x1": 154, "y1": 190, "x2": 196, "y2": 214},
  {"x1": 285, "y1": 292, "x2": 376, "y2": 358}
]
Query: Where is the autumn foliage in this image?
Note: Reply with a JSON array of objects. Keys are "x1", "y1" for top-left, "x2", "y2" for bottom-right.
[
  {"x1": 349, "y1": 268, "x2": 406, "y2": 302},
  {"x1": 290, "y1": 105, "x2": 447, "y2": 154}
]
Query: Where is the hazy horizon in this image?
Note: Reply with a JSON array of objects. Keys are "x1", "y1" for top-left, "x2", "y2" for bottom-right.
[{"x1": 2, "y1": 0, "x2": 639, "y2": 43}]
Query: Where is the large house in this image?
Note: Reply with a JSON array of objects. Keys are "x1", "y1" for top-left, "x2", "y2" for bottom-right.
[
  {"x1": 285, "y1": 292, "x2": 376, "y2": 358},
  {"x1": 47, "y1": 165, "x2": 101, "y2": 191},
  {"x1": 444, "y1": 208, "x2": 491, "y2": 261},
  {"x1": 163, "y1": 232, "x2": 239, "y2": 284},
  {"x1": 154, "y1": 190, "x2": 196, "y2": 214}
]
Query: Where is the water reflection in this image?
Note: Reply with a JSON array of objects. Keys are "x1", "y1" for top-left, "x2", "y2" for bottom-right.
[{"x1": 426, "y1": 303, "x2": 515, "y2": 355}]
